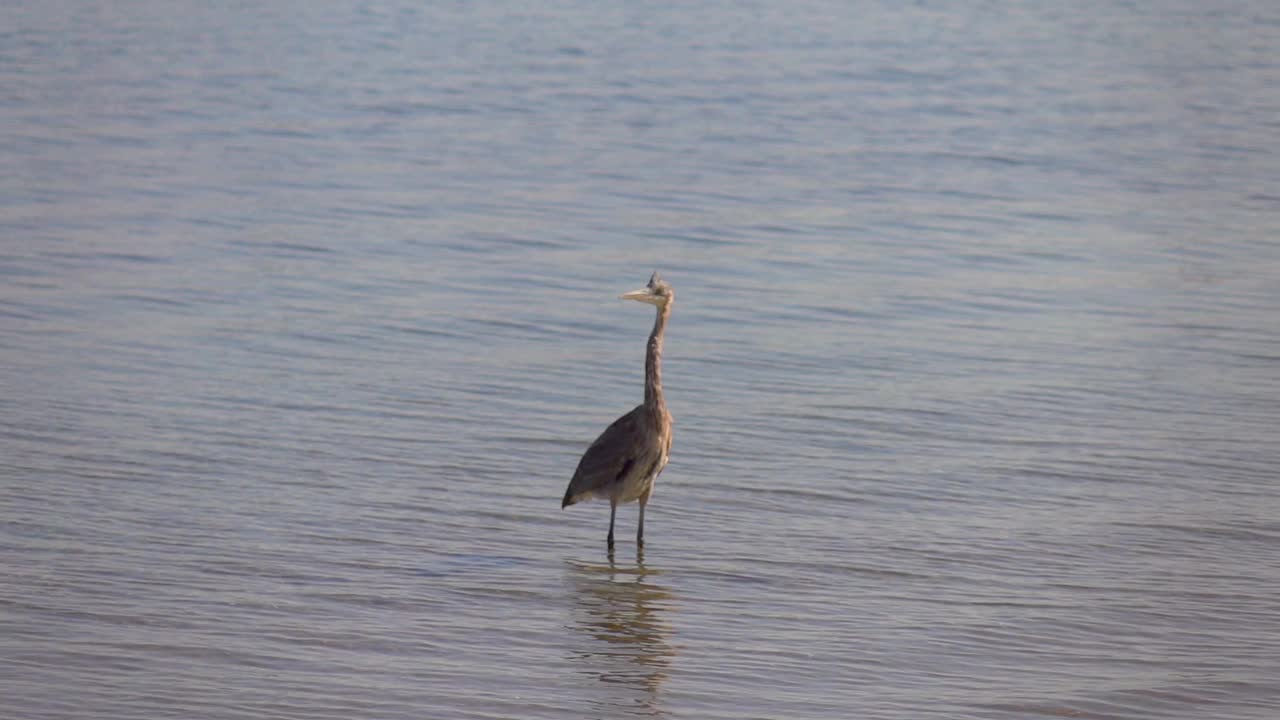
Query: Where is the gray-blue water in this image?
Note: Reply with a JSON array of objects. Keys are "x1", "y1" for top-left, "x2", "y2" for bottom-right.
[{"x1": 3, "y1": 2, "x2": 1279, "y2": 718}]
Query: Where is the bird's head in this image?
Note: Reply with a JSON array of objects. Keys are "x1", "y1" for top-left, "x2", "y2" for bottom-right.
[{"x1": 620, "y1": 271, "x2": 674, "y2": 308}]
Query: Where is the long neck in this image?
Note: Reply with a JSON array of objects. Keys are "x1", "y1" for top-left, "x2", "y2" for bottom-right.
[{"x1": 644, "y1": 302, "x2": 670, "y2": 414}]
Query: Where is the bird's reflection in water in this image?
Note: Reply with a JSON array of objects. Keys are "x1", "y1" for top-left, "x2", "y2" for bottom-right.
[{"x1": 566, "y1": 549, "x2": 675, "y2": 717}]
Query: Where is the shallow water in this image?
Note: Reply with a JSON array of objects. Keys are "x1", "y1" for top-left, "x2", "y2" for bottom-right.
[{"x1": 3, "y1": 1, "x2": 1280, "y2": 718}]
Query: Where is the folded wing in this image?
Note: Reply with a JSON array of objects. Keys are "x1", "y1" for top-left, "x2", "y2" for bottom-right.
[{"x1": 561, "y1": 405, "x2": 647, "y2": 507}]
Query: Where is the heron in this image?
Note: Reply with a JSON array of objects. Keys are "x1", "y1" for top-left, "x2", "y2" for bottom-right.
[{"x1": 562, "y1": 272, "x2": 675, "y2": 550}]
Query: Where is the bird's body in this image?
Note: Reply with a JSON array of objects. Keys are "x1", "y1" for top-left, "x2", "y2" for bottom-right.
[
  {"x1": 564, "y1": 404, "x2": 671, "y2": 505},
  {"x1": 562, "y1": 272, "x2": 675, "y2": 550}
]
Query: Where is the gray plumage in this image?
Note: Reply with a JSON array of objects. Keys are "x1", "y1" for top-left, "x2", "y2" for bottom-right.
[{"x1": 562, "y1": 272, "x2": 675, "y2": 550}]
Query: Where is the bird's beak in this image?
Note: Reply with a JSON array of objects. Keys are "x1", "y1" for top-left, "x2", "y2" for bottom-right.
[{"x1": 620, "y1": 288, "x2": 656, "y2": 303}]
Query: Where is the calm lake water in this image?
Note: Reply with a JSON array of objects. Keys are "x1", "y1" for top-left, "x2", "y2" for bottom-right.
[{"x1": 3, "y1": 1, "x2": 1280, "y2": 718}]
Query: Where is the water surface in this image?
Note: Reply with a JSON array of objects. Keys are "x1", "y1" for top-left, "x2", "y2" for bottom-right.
[{"x1": 3, "y1": 1, "x2": 1279, "y2": 718}]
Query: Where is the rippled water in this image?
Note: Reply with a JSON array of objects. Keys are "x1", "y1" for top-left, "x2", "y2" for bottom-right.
[{"x1": 3, "y1": 1, "x2": 1280, "y2": 718}]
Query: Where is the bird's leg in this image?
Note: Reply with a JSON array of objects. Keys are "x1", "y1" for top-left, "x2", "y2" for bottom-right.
[
  {"x1": 637, "y1": 498, "x2": 646, "y2": 547},
  {"x1": 607, "y1": 500, "x2": 617, "y2": 550}
]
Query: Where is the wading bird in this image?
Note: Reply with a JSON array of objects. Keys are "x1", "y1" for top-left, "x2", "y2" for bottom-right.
[{"x1": 562, "y1": 272, "x2": 675, "y2": 550}]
